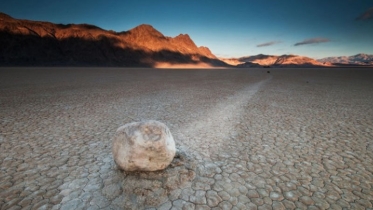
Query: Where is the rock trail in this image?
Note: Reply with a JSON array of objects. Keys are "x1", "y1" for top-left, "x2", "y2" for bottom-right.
[{"x1": 175, "y1": 76, "x2": 271, "y2": 160}]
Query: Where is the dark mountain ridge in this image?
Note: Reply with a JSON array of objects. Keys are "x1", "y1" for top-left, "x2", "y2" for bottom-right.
[{"x1": 0, "y1": 12, "x2": 227, "y2": 67}]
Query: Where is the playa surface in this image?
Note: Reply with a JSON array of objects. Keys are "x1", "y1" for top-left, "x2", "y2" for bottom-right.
[{"x1": 1, "y1": 67, "x2": 373, "y2": 210}]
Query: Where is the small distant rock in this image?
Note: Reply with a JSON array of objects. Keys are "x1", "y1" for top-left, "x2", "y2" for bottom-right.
[{"x1": 112, "y1": 120, "x2": 176, "y2": 171}]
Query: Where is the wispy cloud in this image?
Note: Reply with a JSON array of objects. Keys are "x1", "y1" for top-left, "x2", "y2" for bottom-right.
[
  {"x1": 294, "y1": 38, "x2": 330, "y2": 46},
  {"x1": 356, "y1": 7, "x2": 373, "y2": 21},
  {"x1": 257, "y1": 41, "x2": 281, "y2": 47}
]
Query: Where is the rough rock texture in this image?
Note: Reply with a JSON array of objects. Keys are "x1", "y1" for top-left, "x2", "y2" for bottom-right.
[{"x1": 112, "y1": 120, "x2": 176, "y2": 171}]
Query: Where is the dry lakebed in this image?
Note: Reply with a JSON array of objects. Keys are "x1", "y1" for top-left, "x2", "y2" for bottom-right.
[{"x1": 1, "y1": 67, "x2": 373, "y2": 210}]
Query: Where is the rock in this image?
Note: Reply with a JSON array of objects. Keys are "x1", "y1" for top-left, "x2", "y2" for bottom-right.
[{"x1": 112, "y1": 120, "x2": 176, "y2": 171}]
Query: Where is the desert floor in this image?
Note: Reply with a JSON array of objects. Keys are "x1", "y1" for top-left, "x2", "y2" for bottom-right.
[{"x1": 1, "y1": 67, "x2": 373, "y2": 210}]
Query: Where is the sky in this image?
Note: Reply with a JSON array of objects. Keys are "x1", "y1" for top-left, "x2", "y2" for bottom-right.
[{"x1": 1, "y1": 0, "x2": 372, "y2": 59}]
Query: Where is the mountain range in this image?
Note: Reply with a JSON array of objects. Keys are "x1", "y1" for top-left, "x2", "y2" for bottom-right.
[
  {"x1": 0, "y1": 12, "x2": 226, "y2": 67},
  {"x1": 0, "y1": 12, "x2": 371, "y2": 68},
  {"x1": 317, "y1": 54, "x2": 373, "y2": 66},
  {"x1": 221, "y1": 54, "x2": 332, "y2": 67}
]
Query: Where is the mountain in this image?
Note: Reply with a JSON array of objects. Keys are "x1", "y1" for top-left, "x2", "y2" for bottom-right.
[
  {"x1": 238, "y1": 54, "x2": 279, "y2": 66},
  {"x1": 218, "y1": 58, "x2": 244, "y2": 66},
  {"x1": 222, "y1": 54, "x2": 331, "y2": 67},
  {"x1": 0, "y1": 12, "x2": 228, "y2": 67},
  {"x1": 318, "y1": 54, "x2": 373, "y2": 65}
]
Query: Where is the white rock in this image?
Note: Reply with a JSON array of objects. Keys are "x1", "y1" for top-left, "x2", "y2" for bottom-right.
[{"x1": 112, "y1": 120, "x2": 176, "y2": 171}]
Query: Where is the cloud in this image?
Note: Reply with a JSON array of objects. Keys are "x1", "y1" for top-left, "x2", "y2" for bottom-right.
[
  {"x1": 356, "y1": 7, "x2": 373, "y2": 21},
  {"x1": 256, "y1": 41, "x2": 281, "y2": 47},
  {"x1": 294, "y1": 38, "x2": 330, "y2": 46}
]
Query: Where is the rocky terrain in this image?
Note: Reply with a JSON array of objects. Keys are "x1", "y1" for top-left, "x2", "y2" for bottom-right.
[
  {"x1": 0, "y1": 12, "x2": 227, "y2": 67},
  {"x1": 318, "y1": 53, "x2": 373, "y2": 66}
]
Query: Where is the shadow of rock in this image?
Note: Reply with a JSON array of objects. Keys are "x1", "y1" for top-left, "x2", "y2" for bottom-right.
[{"x1": 109, "y1": 148, "x2": 197, "y2": 209}]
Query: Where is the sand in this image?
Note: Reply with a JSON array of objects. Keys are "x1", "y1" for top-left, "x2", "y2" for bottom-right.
[{"x1": 0, "y1": 67, "x2": 373, "y2": 209}]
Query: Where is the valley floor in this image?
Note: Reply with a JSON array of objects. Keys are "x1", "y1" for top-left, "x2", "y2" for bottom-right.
[{"x1": 1, "y1": 67, "x2": 373, "y2": 209}]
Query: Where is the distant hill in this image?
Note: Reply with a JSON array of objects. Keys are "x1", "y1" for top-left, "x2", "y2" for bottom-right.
[
  {"x1": 0, "y1": 12, "x2": 228, "y2": 67},
  {"x1": 318, "y1": 54, "x2": 373, "y2": 66},
  {"x1": 221, "y1": 54, "x2": 331, "y2": 67}
]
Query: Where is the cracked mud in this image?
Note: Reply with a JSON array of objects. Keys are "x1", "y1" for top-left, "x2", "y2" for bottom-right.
[{"x1": 1, "y1": 68, "x2": 373, "y2": 210}]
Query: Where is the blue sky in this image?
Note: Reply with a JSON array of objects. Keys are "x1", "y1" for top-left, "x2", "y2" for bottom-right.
[{"x1": 1, "y1": 0, "x2": 372, "y2": 58}]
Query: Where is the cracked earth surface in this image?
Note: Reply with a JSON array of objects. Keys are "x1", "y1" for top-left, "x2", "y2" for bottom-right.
[{"x1": 1, "y1": 68, "x2": 373, "y2": 210}]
